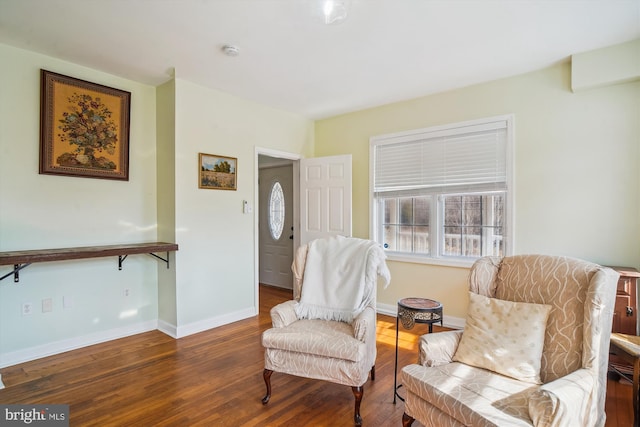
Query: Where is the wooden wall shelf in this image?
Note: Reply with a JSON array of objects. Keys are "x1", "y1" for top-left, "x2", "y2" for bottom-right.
[{"x1": 0, "y1": 242, "x2": 179, "y2": 283}]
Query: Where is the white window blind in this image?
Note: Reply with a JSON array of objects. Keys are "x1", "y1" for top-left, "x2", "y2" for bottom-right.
[{"x1": 373, "y1": 119, "x2": 507, "y2": 194}]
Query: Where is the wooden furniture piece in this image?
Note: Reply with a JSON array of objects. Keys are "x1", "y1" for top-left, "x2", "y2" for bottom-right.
[
  {"x1": 0, "y1": 242, "x2": 179, "y2": 282},
  {"x1": 610, "y1": 333, "x2": 640, "y2": 427},
  {"x1": 393, "y1": 297, "x2": 443, "y2": 403},
  {"x1": 610, "y1": 267, "x2": 640, "y2": 336},
  {"x1": 608, "y1": 267, "x2": 640, "y2": 378}
]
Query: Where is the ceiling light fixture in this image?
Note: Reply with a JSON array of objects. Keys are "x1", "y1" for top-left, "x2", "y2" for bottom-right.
[
  {"x1": 322, "y1": 0, "x2": 349, "y2": 25},
  {"x1": 222, "y1": 45, "x2": 240, "y2": 57}
]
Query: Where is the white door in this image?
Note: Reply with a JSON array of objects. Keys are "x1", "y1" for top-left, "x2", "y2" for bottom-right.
[
  {"x1": 259, "y1": 165, "x2": 294, "y2": 289},
  {"x1": 299, "y1": 154, "x2": 352, "y2": 245}
]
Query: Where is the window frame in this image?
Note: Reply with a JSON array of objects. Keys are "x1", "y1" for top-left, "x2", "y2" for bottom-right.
[
  {"x1": 268, "y1": 180, "x2": 285, "y2": 241},
  {"x1": 369, "y1": 115, "x2": 514, "y2": 267}
]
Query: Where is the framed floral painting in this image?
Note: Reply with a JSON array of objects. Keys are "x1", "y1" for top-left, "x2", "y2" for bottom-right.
[{"x1": 39, "y1": 70, "x2": 131, "y2": 180}]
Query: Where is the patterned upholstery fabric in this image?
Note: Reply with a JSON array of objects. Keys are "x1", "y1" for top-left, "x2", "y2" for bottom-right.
[
  {"x1": 269, "y1": 300, "x2": 298, "y2": 329},
  {"x1": 403, "y1": 363, "x2": 535, "y2": 427},
  {"x1": 403, "y1": 393, "x2": 467, "y2": 427},
  {"x1": 262, "y1": 240, "x2": 381, "y2": 389},
  {"x1": 418, "y1": 330, "x2": 463, "y2": 367},
  {"x1": 493, "y1": 255, "x2": 593, "y2": 383},
  {"x1": 402, "y1": 255, "x2": 618, "y2": 427},
  {"x1": 452, "y1": 292, "x2": 552, "y2": 384},
  {"x1": 265, "y1": 348, "x2": 372, "y2": 387},
  {"x1": 262, "y1": 318, "x2": 366, "y2": 362},
  {"x1": 528, "y1": 369, "x2": 595, "y2": 427},
  {"x1": 263, "y1": 300, "x2": 376, "y2": 386}
]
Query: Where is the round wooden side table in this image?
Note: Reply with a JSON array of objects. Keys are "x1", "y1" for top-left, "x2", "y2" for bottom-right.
[{"x1": 393, "y1": 297, "x2": 443, "y2": 403}]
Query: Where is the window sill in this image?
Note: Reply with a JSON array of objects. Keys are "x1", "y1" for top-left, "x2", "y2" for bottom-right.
[{"x1": 384, "y1": 252, "x2": 476, "y2": 268}]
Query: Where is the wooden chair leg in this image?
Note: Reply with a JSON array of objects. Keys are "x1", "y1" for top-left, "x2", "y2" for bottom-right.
[
  {"x1": 370, "y1": 365, "x2": 375, "y2": 381},
  {"x1": 402, "y1": 412, "x2": 415, "y2": 427},
  {"x1": 351, "y1": 386, "x2": 363, "y2": 426},
  {"x1": 261, "y1": 369, "x2": 273, "y2": 405}
]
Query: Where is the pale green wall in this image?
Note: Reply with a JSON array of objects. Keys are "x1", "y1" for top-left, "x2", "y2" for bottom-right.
[
  {"x1": 572, "y1": 39, "x2": 640, "y2": 91},
  {"x1": 0, "y1": 44, "x2": 314, "y2": 364},
  {"x1": 156, "y1": 79, "x2": 177, "y2": 327},
  {"x1": 171, "y1": 78, "x2": 313, "y2": 331},
  {"x1": 0, "y1": 44, "x2": 159, "y2": 361},
  {"x1": 315, "y1": 61, "x2": 640, "y2": 320}
]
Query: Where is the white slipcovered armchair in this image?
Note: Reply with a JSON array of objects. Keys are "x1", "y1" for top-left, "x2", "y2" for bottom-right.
[
  {"x1": 261, "y1": 236, "x2": 389, "y2": 426},
  {"x1": 401, "y1": 255, "x2": 618, "y2": 427}
]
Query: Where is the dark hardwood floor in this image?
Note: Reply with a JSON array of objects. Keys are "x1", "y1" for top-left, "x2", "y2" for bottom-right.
[{"x1": 0, "y1": 285, "x2": 633, "y2": 426}]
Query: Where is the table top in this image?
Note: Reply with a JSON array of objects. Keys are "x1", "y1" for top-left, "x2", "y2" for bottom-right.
[
  {"x1": 398, "y1": 297, "x2": 442, "y2": 311},
  {"x1": 611, "y1": 332, "x2": 640, "y2": 357}
]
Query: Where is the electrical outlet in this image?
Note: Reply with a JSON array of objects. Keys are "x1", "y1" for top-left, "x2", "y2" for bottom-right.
[
  {"x1": 63, "y1": 296, "x2": 73, "y2": 309},
  {"x1": 123, "y1": 288, "x2": 130, "y2": 297},
  {"x1": 22, "y1": 302, "x2": 33, "y2": 316},
  {"x1": 42, "y1": 298, "x2": 53, "y2": 313}
]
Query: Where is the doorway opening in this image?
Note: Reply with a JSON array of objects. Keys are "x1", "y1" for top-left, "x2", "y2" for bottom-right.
[
  {"x1": 255, "y1": 149, "x2": 301, "y2": 311},
  {"x1": 259, "y1": 160, "x2": 294, "y2": 289},
  {"x1": 254, "y1": 150, "x2": 352, "y2": 313}
]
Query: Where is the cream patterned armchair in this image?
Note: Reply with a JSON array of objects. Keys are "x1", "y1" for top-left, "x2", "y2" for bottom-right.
[
  {"x1": 261, "y1": 236, "x2": 389, "y2": 426},
  {"x1": 401, "y1": 255, "x2": 618, "y2": 427}
]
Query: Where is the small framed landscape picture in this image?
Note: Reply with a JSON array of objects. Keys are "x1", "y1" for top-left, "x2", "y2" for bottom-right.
[{"x1": 199, "y1": 153, "x2": 237, "y2": 190}]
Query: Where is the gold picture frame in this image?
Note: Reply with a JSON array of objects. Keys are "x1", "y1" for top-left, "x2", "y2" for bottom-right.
[
  {"x1": 199, "y1": 153, "x2": 237, "y2": 190},
  {"x1": 40, "y1": 69, "x2": 131, "y2": 180}
]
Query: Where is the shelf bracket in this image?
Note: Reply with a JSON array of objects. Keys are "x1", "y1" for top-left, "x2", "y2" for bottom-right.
[
  {"x1": 0, "y1": 263, "x2": 32, "y2": 283},
  {"x1": 147, "y1": 251, "x2": 171, "y2": 269},
  {"x1": 118, "y1": 255, "x2": 128, "y2": 270},
  {"x1": 118, "y1": 252, "x2": 171, "y2": 270}
]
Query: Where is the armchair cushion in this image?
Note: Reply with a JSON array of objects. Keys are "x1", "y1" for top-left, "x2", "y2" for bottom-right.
[
  {"x1": 453, "y1": 292, "x2": 551, "y2": 384},
  {"x1": 262, "y1": 319, "x2": 366, "y2": 363},
  {"x1": 270, "y1": 300, "x2": 375, "y2": 343},
  {"x1": 402, "y1": 362, "x2": 536, "y2": 427}
]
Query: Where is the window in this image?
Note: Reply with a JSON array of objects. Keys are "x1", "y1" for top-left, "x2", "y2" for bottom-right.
[
  {"x1": 370, "y1": 115, "x2": 513, "y2": 265},
  {"x1": 442, "y1": 193, "x2": 504, "y2": 257},
  {"x1": 268, "y1": 181, "x2": 285, "y2": 240},
  {"x1": 381, "y1": 195, "x2": 431, "y2": 254}
]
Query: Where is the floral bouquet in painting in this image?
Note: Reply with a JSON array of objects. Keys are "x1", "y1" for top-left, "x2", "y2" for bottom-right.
[{"x1": 57, "y1": 93, "x2": 118, "y2": 170}]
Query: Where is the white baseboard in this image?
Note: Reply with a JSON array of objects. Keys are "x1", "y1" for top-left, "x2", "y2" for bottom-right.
[
  {"x1": 0, "y1": 307, "x2": 259, "y2": 371},
  {"x1": 157, "y1": 319, "x2": 178, "y2": 339},
  {"x1": 174, "y1": 307, "x2": 257, "y2": 338},
  {"x1": 443, "y1": 315, "x2": 466, "y2": 330},
  {"x1": 376, "y1": 302, "x2": 398, "y2": 317},
  {"x1": 155, "y1": 307, "x2": 259, "y2": 339},
  {"x1": 0, "y1": 320, "x2": 157, "y2": 369},
  {"x1": 377, "y1": 302, "x2": 465, "y2": 330}
]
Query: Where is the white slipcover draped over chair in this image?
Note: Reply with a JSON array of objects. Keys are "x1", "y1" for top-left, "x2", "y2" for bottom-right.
[{"x1": 261, "y1": 236, "x2": 390, "y2": 426}]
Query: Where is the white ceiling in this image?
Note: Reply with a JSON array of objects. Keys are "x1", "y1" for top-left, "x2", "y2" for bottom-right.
[{"x1": 0, "y1": 0, "x2": 638, "y2": 119}]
